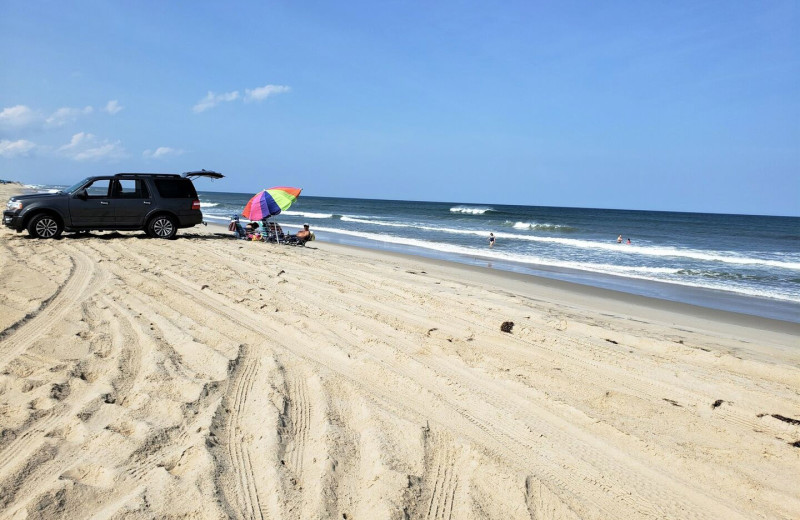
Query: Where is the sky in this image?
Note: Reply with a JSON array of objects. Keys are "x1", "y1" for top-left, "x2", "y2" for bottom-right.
[{"x1": 1, "y1": 1, "x2": 798, "y2": 216}]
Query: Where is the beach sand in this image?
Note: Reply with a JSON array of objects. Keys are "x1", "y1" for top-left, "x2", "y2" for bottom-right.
[{"x1": 1, "y1": 183, "x2": 798, "y2": 519}]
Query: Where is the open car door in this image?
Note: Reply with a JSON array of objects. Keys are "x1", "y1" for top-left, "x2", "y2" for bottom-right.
[{"x1": 183, "y1": 170, "x2": 224, "y2": 180}]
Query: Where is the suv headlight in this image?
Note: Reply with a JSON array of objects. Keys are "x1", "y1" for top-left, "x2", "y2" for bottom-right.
[{"x1": 7, "y1": 200, "x2": 22, "y2": 211}]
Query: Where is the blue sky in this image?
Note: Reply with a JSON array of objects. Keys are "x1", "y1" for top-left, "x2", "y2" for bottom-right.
[{"x1": 1, "y1": 1, "x2": 798, "y2": 216}]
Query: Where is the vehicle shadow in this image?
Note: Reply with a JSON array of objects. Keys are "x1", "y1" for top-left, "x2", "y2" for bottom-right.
[
  {"x1": 14, "y1": 231, "x2": 317, "y2": 247},
  {"x1": 58, "y1": 231, "x2": 238, "y2": 241}
]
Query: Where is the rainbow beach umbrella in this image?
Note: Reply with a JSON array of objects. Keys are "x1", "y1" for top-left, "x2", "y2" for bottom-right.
[{"x1": 242, "y1": 186, "x2": 302, "y2": 220}]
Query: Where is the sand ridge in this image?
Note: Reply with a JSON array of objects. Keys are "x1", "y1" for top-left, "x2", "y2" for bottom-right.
[{"x1": 0, "y1": 183, "x2": 798, "y2": 519}]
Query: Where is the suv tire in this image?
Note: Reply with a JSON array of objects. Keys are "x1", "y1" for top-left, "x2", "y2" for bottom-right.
[
  {"x1": 147, "y1": 214, "x2": 177, "y2": 239},
  {"x1": 27, "y1": 214, "x2": 63, "y2": 239}
]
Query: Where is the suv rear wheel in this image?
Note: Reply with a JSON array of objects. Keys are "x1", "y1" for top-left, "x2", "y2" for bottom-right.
[
  {"x1": 147, "y1": 215, "x2": 177, "y2": 239},
  {"x1": 27, "y1": 214, "x2": 63, "y2": 239}
]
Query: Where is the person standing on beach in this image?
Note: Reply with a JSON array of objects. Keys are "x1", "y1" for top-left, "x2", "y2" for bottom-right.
[{"x1": 489, "y1": 233, "x2": 495, "y2": 247}]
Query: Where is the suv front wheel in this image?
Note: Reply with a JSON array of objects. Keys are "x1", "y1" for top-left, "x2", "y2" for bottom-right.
[
  {"x1": 27, "y1": 214, "x2": 63, "y2": 239},
  {"x1": 147, "y1": 215, "x2": 177, "y2": 239}
]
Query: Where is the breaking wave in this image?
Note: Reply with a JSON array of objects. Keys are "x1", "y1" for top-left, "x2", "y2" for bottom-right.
[
  {"x1": 450, "y1": 206, "x2": 494, "y2": 215},
  {"x1": 510, "y1": 221, "x2": 577, "y2": 232},
  {"x1": 282, "y1": 210, "x2": 334, "y2": 219}
]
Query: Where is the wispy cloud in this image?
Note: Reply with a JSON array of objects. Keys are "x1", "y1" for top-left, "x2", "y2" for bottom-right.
[
  {"x1": 245, "y1": 84, "x2": 291, "y2": 102},
  {"x1": 105, "y1": 100, "x2": 123, "y2": 115},
  {"x1": 45, "y1": 106, "x2": 94, "y2": 128},
  {"x1": 0, "y1": 139, "x2": 36, "y2": 157},
  {"x1": 194, "y1": 83, "x2": 290, "y2": 112},
  {"x1": 143, "y1": 146, "x2": 184, "y2": 159},
  {"x1": 193, "y1": 91, "x2": 240, "y2": 113},
  {"x1": 0, "y1": 105, "x2": 38, "y2": 128},
  {"x1": 58, "y1": 132, "x2": 126, "y2": 161},
  {"x1": 2, "y1": 101, "x2": 122, "y2": 131}
]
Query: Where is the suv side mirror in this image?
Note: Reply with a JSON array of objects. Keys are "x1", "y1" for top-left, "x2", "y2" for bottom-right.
[{"x1": 75, "y1": 189, "x2": 88, "y2": 200}]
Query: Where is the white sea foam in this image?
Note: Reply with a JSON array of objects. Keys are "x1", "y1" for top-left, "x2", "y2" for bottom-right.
[
  {"x1": 450, "y1": 206, "x2": 493, "y2": 215},
  {"x1": 199, "y1": 202, "x2": 218, "y2": 208}
]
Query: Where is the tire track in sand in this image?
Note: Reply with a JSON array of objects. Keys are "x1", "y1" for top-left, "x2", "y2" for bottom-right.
[
  {"x1": 285, "y1": 368, "x2": 311, "y2": 478},
  {"x1": 159, "y1": 269, "x2": 751, "y2": 519},
  {"x1": 0, "y1": 246, "x2": 95, "y2": 370},
  {"x1": 421, "y1": 430, "x2": 458, "y2": 520},
  {"x1": 222, "y1": 347, "x2": 267, "y2": 520}
]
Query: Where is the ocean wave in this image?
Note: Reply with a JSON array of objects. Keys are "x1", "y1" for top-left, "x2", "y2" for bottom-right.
[
  {"x1": 450, "y1": 206, "x2": 494, "y2": 215},
  {"x1": 483, "y1": 233, "x2": 800, "y2": 271},
  {"x1": 510, "y1": 221, "x2": 577, "y2": 232},
  {"x1": 23, "y1": 184, "x2": 61, "y2": 194},
  {"x1": 199, "y1": 202, "x2": 219, "y2": 208},
  {"x1": 341, "y1": 216, "x2": 407, "y2": 227},
  {"x1": 309, "y1": 225, "x2": 800, "y2": 303},
  {"x1": 676, "y1": 269, "x2": 765, "y2": 282},
  {"x1": 327, "y1": 217, "x2": 800, "y2": 270},
  {"x1": 282, "y1": 210, "x2": 334, "y2": 219}
]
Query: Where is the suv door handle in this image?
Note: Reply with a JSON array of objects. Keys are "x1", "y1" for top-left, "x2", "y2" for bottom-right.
[
  {"x1": 100, "y1": 201, "x2": 109, "y2": 205},
  {"x1": 143, "y1": 201, "x2": 151, "y2": 205}
]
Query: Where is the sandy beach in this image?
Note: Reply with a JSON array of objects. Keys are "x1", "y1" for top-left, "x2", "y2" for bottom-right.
[{"x1": 1, "y1": 183, "x2": 798, "y2": 519}]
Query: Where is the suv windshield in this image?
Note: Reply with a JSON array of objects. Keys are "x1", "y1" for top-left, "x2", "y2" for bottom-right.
[{"x1": 63, "y1": 178, "x2": 90, "y2": 194}]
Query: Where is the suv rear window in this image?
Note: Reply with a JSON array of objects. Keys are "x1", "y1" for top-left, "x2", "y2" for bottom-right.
[{"x1": 153, "y1": 178, "x2": 198, "y2": 199}]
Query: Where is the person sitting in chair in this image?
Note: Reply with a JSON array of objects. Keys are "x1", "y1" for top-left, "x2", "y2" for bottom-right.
[{"x1": 294, "y1": 223, "x2": 314, "y2": 245}]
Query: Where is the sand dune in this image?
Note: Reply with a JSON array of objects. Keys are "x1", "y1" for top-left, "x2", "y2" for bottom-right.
[{"x1": 1, "y1": 185, "x2": 798, "y2": 519}]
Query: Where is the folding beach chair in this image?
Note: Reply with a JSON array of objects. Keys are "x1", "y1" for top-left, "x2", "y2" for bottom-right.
[
  {"x1": 229, "y1": 215, "x2": 249, "y2": 239},
  {"x1": 263, "y1": 221, "x2": 287, "y2": 244},
  {"x1": 286, "y1": 230, "x2": 315, "y2": 246}
]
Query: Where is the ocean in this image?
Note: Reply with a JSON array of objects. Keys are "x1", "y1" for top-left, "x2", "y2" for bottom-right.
[
  {"x1": 192, "y1": 190, "x2": 800, "y2": 323},
  {"x1": 21, "y1": 185, "x2": 800, "y2": 322}
]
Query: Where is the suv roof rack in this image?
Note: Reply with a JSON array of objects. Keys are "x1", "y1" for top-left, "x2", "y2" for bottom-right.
[
  {"x1": 183, "y1": 169, "x2": 224, "y2": 179},
  {"x1": 113, "y1": 173, "x2": 182, "y2": 178},
  {"x1": 109, "y1": 171, "x2": 224, "y2": 180}
]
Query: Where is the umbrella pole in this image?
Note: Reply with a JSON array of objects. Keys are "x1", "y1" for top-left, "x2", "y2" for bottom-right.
[{"x1": 264, "y1": 216, "x2": 274, "y2": 243}]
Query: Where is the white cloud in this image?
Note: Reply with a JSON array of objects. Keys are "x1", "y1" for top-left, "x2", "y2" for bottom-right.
[
  {"x1": 193, "y1": 91, "x2": 240, "y2": 113},
  {"x1": 0, "y1": 105, "x2": 38, "y2": 128},
  {"x1": 58, "y1": 132, "x2": 126, "y2": 161},
  {"x1": 105, "y1": 100, "x2": 123, "y2": 115},
  {"x1": 45, "y1": 106, "x2": 94, "y2": 127},
  {"x1": 0, "y1": 139, "x2": 36, "y2": 157},
  {"x1": 143, "y1": 146, "x2": 184, "y2": 159},
  {"x1": 244, "y1": 84, "x2": 291, "y2": 102}
]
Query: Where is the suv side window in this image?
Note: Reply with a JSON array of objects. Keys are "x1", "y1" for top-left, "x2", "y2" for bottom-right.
[
  {"x1": 154, "y1": 178, "x2": 197, "y2": 199},
  {"x1": 85, "y1": 179, "x2": 111, "y2": 198},
  {"x1": 113, "y1": 179, "x2": 150, "y2": 199}
]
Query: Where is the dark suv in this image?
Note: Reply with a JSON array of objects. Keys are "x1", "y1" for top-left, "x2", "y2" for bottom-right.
[{"x1": 3, "y1": 170, "x2": 223, "y2": 239}]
